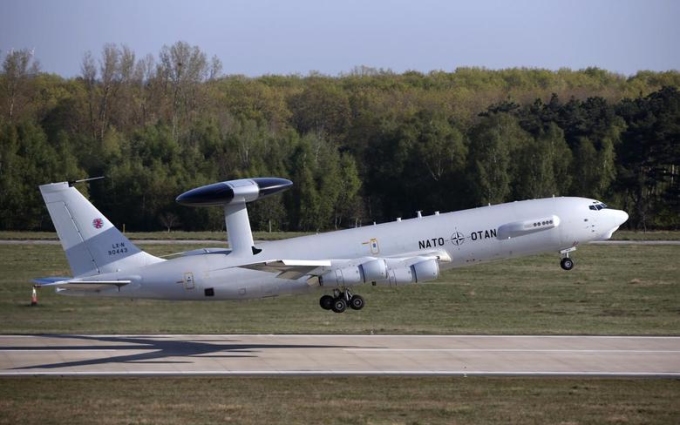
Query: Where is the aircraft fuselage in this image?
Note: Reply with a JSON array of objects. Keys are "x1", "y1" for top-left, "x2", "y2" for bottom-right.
[{"x1": 69, "y1": 196, "x2": 627, "y2": 301}]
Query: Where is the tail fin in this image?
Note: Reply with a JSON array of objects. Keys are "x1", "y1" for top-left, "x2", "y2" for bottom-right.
[{"x1": 39, "y1": 181, "x2": 163, "y2": 277}]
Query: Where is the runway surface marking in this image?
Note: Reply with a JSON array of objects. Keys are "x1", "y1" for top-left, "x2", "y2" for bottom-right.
[
  {"x1": 344, "y1": 348, "x2": 680, "y2": 353},
  {"x1": 1, "y1": 334, "x2": 679, "y2": 377}
]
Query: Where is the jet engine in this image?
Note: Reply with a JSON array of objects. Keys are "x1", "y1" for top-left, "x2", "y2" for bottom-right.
[
  {"x1": 319, "y1": 258, "x2": 439, "y2": 287},
  {"x1": 319, "y1": 258, "x2": 389, "y2": 286},
  {"x1": 360, "y1": 259, "x2": 389, "y2": 282},
  {"x1": 383, "y1": 258, "x2": 440, "y2": 286},
  {"x1": 319, "y1": 266, "x2": 363, "y2": 286}
]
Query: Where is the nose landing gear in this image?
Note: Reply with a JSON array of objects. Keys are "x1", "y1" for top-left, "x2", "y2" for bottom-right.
[
  {"x1": 559, "y1": 247, "x2": 576, "y2": 270},
  {"x1": 560, "y1": 257, "x2": 574, "y2": 271},
  {"x1": 319, "y1": 288, "x2": 364, "y2": 313}
]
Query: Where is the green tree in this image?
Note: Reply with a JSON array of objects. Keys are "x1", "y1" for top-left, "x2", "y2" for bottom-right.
[
  {"x1": 3, "y1": 45, "x2": 680, "y2": 231},
  {"x1": 158, "y1": 41, "x2": 210, "y2": 140},
  {"x1": 467, "y1": 113, "x2": 531, "y2": 205},
  {"x1": 1, "y1": 49, "x2": 40, "y2": 123},
  {"x1": 616, "y1": 86, "x2": 680, "y2": 229},
  {"x1": 513, "y1": 123, "x2": 571, "y2": 199},
  {"x1": 0, "y1": 121, "x2": 82, "y2": 229},
  {"x1": 288, "y1": 80, "x2": 351, "y2": 140},
  {"x1": 334, "y1": 153, "x2": 363, "y2": 227},
  {"x1": 288, "y1": 137, "x2": 321, "y2": 230}
]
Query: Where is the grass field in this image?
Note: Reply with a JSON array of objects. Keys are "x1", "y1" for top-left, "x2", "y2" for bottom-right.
[
  {"x1": 0, "y1": 242, "x2": 678, "y2": 335},
  {"x1": 1, "y1": 241, "x2": 679, "y2": 424},
  {"x1": 1, "y1": 377, "x2": 678, "y2": 425}
]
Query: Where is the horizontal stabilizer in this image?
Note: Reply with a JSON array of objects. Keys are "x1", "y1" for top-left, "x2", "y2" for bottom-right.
[
  {"x1": 32, "y1": 277, "x2": 72, "y2": 287},
  {"x1": 33, "y1": 277, "x2": 131, "y2": 291},
  {"x1": 161, "y1": 247, "x2": 231, "y2": 260},
  {"x1": 240, "y1": 259, "x2": 331, "y2": 280}
]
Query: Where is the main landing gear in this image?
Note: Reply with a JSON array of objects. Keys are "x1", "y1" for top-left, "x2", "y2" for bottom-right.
[
  {"x1": 319, "y1": 288, "x2": 364, "y2": 313},
  {"x1": 559, "y1": 247, "x2": 576, "y2": 271}
]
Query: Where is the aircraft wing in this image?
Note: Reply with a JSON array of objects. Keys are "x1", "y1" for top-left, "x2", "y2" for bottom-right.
[
  {"x1": 383, "y1": 250, "x2": 452, "y2": 263},
  {"x1": 239, "y1": 250, "x2": 451, "y2": 281},
  {"x1": 240, "y1": 259, "x2": 332, "y2": 280},
  {"x1": 33, "y1": 277, "x2": 131, "y2": 291}
]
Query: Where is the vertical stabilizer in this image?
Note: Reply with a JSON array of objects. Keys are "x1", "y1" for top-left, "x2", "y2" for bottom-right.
[{"x1": 39, "y1": 182, "x2": 164, "y2": 277}]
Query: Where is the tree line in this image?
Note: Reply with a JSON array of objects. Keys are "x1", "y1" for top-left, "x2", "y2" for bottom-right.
[{"x1": 1, "y1": 42, "x2": 678, "y2": 232}]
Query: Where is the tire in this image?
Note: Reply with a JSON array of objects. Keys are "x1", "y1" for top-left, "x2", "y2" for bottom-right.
[
  {"x1": 349, "y1": 294, "x2": 365, "y2": 310},
  {"x1": 332, "y1": 298, "x2": 347, "y2": 313},
  {"x1": 560, "y1": 257, "x2": 574, "y2": 271},
  {"x1": 320, "y1": 295, "x2": 334, "y2": 310}
]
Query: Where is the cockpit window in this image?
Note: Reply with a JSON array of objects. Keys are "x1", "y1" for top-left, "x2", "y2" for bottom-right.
[{"x1": 590, "y1": 202, "x2": 608, "y2": 211}]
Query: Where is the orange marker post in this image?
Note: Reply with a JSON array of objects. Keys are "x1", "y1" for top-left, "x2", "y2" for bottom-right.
[{"x1": 31, "y1": 286, "x2": 38, "y2": 306}]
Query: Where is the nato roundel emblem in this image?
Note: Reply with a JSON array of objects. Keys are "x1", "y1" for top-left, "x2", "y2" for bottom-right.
[
  {"x1": 92, "y1": 218, "x2": 104, "y2": 229},
  {"x1": 451, "y1": 231, "x2": 465, "y2": 246}
]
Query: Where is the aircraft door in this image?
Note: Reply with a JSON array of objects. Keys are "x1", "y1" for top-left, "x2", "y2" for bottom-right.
[{"x1": 183, "y1": 272, "x2": 196, "y2": 290}]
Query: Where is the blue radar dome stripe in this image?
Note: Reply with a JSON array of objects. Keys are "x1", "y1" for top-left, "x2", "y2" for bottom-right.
[{"x1": 176, "y1": 177, "x2": 292, "y2": 207}]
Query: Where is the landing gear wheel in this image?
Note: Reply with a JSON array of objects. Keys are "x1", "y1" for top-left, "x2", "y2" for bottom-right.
[
  {"x1": 332, "y1": 297, "x2": 347, "y2": 313},
  {"x1": 320, "y1": 295, "x2": 334, "y2": 310},
  {"x1": 349, "y1": 294, "x2": 365, "y2": 310},
  {"x1": 560, "y1": 257, "x2": 574, "y2": 271}
]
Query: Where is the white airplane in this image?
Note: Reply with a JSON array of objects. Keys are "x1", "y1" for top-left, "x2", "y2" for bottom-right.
[{"x1": 34, "y1": 177, "x2": 628, "y2": 313}]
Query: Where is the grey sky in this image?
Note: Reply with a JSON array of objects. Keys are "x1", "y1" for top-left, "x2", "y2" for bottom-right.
[{"x1": 1, "y1": 0, "x2": 678, "y2": 77}]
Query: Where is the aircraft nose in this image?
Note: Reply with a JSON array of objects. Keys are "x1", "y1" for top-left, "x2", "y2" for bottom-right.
[
  {"x1": 598, "y1": 209, "x2": 629, "y2": 241},
  {"x1": 613, "y1": 209, "x2": 629, "y2": 226}
]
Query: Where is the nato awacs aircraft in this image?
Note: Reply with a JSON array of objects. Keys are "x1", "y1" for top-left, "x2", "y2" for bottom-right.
[{"x1": 34, "y1": 177, "x2": 628, "y2": 313}]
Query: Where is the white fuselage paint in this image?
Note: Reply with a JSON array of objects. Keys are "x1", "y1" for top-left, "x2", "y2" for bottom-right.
[{"x1": 61, "y1": 197, "x2": 627, "y2": 301}]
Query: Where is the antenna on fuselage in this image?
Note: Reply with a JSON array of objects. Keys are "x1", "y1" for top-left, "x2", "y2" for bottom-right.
[{"x1": 68, "y1": 176, "x2": 105, "y2": 187}]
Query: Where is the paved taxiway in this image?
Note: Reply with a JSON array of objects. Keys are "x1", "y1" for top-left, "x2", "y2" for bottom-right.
[{"x1": 1, "y1": 334, "x2": 678, "y2": 377}]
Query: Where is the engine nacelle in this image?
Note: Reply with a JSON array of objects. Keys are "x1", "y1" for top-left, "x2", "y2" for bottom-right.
[
  {"x1": 381, "y1": 258, "x2": 441, "y2": 286},
  {"x1": 412, "y1": 258, "x2": 440, "y2": 283},
  {"x1": 320, "y1": 258, "x2": 440, "y2": 287},
  {"x1": 320, "y1": 259, "x2": 390, "y2": 287},
  {"x1": 176, "y1": 177, "x2": 292, "y2": 207},
  {"x1": 359, "y1": 259, "x2": 388, "y2": 283},
  {"x1": 320, "y1": 266, "x2": 363, "y2": 287},
  {"x1": 387, "y1": 267, "x2": 414, "y2": 286}
]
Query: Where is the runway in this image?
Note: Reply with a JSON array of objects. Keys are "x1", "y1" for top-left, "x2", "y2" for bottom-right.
[{"x1": 1, "y1": 334, "x2": 678, "y2": 377}]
